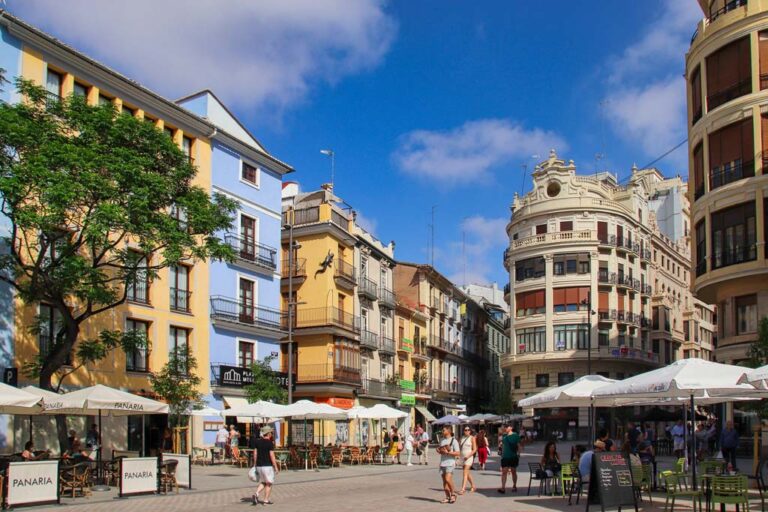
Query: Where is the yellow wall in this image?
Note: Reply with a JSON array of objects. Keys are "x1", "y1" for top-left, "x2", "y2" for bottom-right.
[{"x1": 14, "y1": 45, "x2": 213, "y2": 394}]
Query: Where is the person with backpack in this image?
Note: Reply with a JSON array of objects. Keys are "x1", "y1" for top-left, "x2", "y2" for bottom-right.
[
  {"x1": 436, "y1": 425, "x2": 461, "y2": 504},
  {"x1": 418, "y1": 426, "x2": 430, "y2": 465}
]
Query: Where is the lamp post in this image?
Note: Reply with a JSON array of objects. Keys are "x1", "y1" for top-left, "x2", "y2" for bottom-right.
[
  {"x1": 286, "y1": 206, "x2": 295, "y2": 405},
  {"x1": 320, "y1": 149, "x2": 335, "y2": 190},
  {"x1": 583, "y1": 292, "x2": 596, "y2": 441}
]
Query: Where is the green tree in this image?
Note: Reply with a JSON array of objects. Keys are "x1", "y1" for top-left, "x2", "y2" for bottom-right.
[
  {"x1": 0, "y1": 78, "x2": 236, "y2": 447},
  {"x1": 491, "y1": 384, "x2": 514, "y2": 414},
  {"x1": 244, "y1": 355, "x2": 288, "y2": 404},
  {"x1": 748, "y1": 317, "x2": 768, "y2": 368},
  {"x1": 150, "y1": 346, "x2": 202, "y2": 428}
]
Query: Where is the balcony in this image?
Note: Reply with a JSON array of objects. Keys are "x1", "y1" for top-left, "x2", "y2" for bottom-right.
[
  {"x1": 512, "y1": 229, "x2": 595, "y2": 251},
  {"x1": 503, "y1": 283, "x2": 511, "y2": 297},
  {"x1": 709, "y1": 160, "x2": 754, "y2": 192},
  {"x1": 360, "y1": 329, "x2": 379, "y2": 350},
  {"x1": 615, "y1": 236, "x2": 637, "y2": 254},
  {"x1": 297, "y1": 363, "x2": 361, "y2": 386},
  {"x1": 331, "y1": 209, "x2": 350, "y2": 231},
  {"x1": 598, "y1": 270, "x2": 616, "y2": 285},
  {"x1": 640, "y1": 248, "x2": 651, "y2": 261},
  {"x1": 709, "y1": 0, "x2": 748, "y2": 23},
  {"x1": 334, "y1": 259, "x2": 357, "y2": 289},
  {"x1": 712, "y1": 244, "x2": 757, "y2": 270},
  {"x1": 428, "y1": 333, "x2": 449, "y2": 353},
  {"x1": 283, "y1": 207, "x2": 320, "y2": 226},
  {"x1": 289, "y1": 306, "x2": 360, "y2": 335},
  {"x1": 281, "y1": 258, "x2": 307, "y2": 287},
  {"x1": 708, "y1": 79, "x2": 751, "y2": 111},
  {"x1": 358, "y1": 277, "x2": 378, "y2": 300},
  {"x1": 379, "y1": 287, "x2": 396, "y2": 309},
  {"x1": 503, "y1": 248, "x2": 510, "y2": 271},
  {"x1": 380, "y1": 336, "x2": 396, "y2": 355},
  {"x1": 598, "y1": 308, "x2": 617, "y2": 322},
  {"x1": 170, "y1": 287, "x2": 192, "y2": 313},
  {"x1": 45, "y1": 90, "x2": 60, "y2": 110},
  {"x1": 210, "y1": 296, "x2": 285, "y2": 337},
  {"x1": 695, "y1": 259, "x2": 707, "y2": 277},
  {"x1": 430, "y1": 296, "x2": 441, "y2": 312},
  {"x1": 223, "y1": 233, "x2": 278, "y2": 274},
  {"x1": 411, "y1": 336, "x2": 431, "y2": 362},
  {"x1": 431, "y1": 378, "x2": 463, "y2": 397},
  {"x1": 360, "y1": 378, "x2": 400, "y2": 399},
  {"x1": 126, "y1": 280, "x2": 150, "y2": 306}
]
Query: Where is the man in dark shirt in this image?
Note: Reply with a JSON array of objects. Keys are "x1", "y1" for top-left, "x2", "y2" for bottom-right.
[{"x1": 252, "y1": 426, "x2": 279, "y2": 505}]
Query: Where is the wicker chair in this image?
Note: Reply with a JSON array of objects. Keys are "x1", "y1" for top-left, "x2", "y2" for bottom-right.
[
  {"x1": 59, "y1": 462, "x2": 91, "y2": 498},
  {"x1": 232, "y1": 446, "x2": 249, "y2": 468},
  {"x1": 159, "y1": 460, "x2": 179, "y2": 494},
  {"x1": 330, "y1": 447, "x2": 343, "y2": 468},
  {"x1": 191, "y1": 447, "x2": 209, "y2": 466},
  {"x1": 349, "y1": 446, "x2": 362, "y2": 465},
  {"x1": 308, "y1": 449, "x2": 319, "y2": 470},
  {"x1": 290, "y1": 446, "x2": 302, "y2": 468}
]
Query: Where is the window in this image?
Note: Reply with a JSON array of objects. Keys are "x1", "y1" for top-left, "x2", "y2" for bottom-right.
[
  {"x1": 241, "y1": 161, "x2": 259, "y2": 185},
  {"x1": 122, "y1": 105, "x2": 135, "y2": 117},
  {"x1": 691, "y1": 65, "x2": 702, "y2": 124},
  {"x1": 98, "y1": 94, "x2": 112, "y2": 106},
  {"x1": 553, "y1": 253, "x2": 589, "y2": 276},
  {"x1": 38, "y1": 304, "x2": 64, "y2": 359},
  {"x1": 760, "y1": 31, "x2": 768, "y2": 90},
  {"x1": 239, "y1": 278, "x2": 255, "y2": 322},
  {"x1": 558, "y1": 372, "x2": 575, "y2": 386},
  {"x1": 597, "y1": 221, "x2": 608, "y2": 244},
  {"x1": 552, "y1": 287, "x2": 589, "y2": 313},
  {"x1": 334, "y1": 338, "x2": 360, "y2": 370},
  {"x1": 684, "y1": 320, "x2": 690, "y2": 341},
  {"x1": 560, "y1": 221, "x2": 573, "y2": 232},
  {"x1": 164, "y1": 126, "x2": 175, "y2": 139},
  {"x1": 515, "y1": 257, "x2": 545, "y2": 281},
  {"x1": 518, "y1": 326, "x2": 546, "y2": 352},
  {"x1": 126, "y1": 253, "x2": 149, "y2": 304},
  {"x1": 182, "y1": 136, "x2": 193, "y2": 164},
  {"x1": 598, "y1": 329, "x2": 609, "y2": 347},
  {"x1": 169, "y1": 326, "x2": 189, "y2": 372},
  {"x1": 240, "y1": 215, "x2": 257, "y2": 260},
  {"x1": 535, "y1": 373, "x2": 549, "y2": 388},
  {"x1": 360, "y1": 256, "x2": 368, "y2": 279},
  {"x1": 125, "y1": 319, "x2": 149, "y2": 372},
  {"x1": 515, "y1": 290, "x2": 545, "y2": 317},
  {"x1": 45, "y1": 69, "x2": 62, "y2": 100},
  {"x1": 736, "y1": 295, "x2": 758, "y2": 334},
  {"x1": 652, "y1": 307, "x2": 659, "y2": 330},
  {"x1": 554, "y1": 324, "x2": 589, "y2": 350},
  {"x1": 73, "y1": 82, "x2": 88, "y2": 98},
  {"x1": 238, "y1": 340, "x2": 255, "y2": 368},
  {"x1": 706, "y1": 36, "x2": 751, "y2": 110},
  {"x1": 169, "y1": 265, "x2": 190, "y2": 312},
  {"x1": 693, "y1": 142, "x2": 704, "y2": 200},
  {"x1": 708, "y1": 118, "x2": 754, "y2": 190},
  {"x1": 711, "y1": 201, "x2": 756, "y2": 269},
  {"x1": 536, "y1": 224, "x2": 547, "y2": 235},
  {"x1": 513, "y1": 376, "x2": 521, "y2": 389}
]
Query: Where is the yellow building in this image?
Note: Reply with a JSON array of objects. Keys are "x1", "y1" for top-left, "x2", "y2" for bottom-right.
[
  {"x1": 394, "y1": 301, "x2": 433, "y2": 428},
  {"x1": 686, "y1": 0, "x2": 768, "y2": 363},
  {"x1": 0, "y1": 13, "x2": 217, "y2": 452}
]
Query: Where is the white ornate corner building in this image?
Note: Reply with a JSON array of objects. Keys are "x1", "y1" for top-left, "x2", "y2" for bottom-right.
[{"x1": 502, "y1": 151, "x2": 716, "y2": 438}]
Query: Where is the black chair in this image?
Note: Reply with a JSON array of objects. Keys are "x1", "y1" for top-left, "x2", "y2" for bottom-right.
[
  {"x1": 747, "y1": 456, "x2": 766, "y2": 512},
  {"x1": 568, "y1": 466, "x2": 588, "y2": 505},
  {"x1": 528, "y1": 462, "x2": 550, "y2": 496}
]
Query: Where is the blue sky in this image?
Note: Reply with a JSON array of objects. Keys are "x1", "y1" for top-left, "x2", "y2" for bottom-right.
[{"x1": 8, "y1": 1, "x2": 702, "y2": 286}]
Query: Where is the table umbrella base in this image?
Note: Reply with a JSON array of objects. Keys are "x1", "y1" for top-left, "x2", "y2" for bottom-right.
[{"x1": 92, "y1": 484, "x2": 110, "y2": 492}]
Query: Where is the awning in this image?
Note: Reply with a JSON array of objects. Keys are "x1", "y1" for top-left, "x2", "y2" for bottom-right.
[
  {"x1": 430, "y1": 400, "x2": 466, "y2": 412},
  {"x1": 222, "y1": 396, "x2": 256, "y2": 424},
  {"x1": 415, "y1": 405, "x2": 436, "y2": 423}
]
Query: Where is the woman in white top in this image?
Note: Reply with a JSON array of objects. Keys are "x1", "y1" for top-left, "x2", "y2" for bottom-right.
[
  {"x1": 458, "y1": 426, "x2": 477, "y2": 494},
  {"x1": 405, "y1": 429, "x2": 415, "y2": 466}
]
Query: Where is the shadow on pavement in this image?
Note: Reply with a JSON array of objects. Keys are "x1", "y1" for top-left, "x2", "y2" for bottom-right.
[{"x1": 406, "y1": 496, "x2": 443, "y2": 503}]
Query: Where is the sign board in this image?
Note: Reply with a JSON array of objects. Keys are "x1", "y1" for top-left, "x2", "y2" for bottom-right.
[
  {"x1": 119, "y1": 457, "x2": 159, "y2": 497},
  {"x1": 3, "y1": 367, "x2": 18, "y2": 386},
  {"x1": 161, "y1": 453, "x2": 191, "y2": 489},
  {"x1": 6, "y1": 460, "x2": 59, "y2": 507},
  {"x1": 400, "y1": 379, "x2": 416, "y2": 391},
  {"x1": 400, "y1": 394, "x2": 416, "y2": 406},
  {"x1": 291, "y1": 422, "x2": 314, "y2": 445},
  {"x1": 587, "y1": 452, "x2": 637, "y2": 511},
  {"x1": 315, "y1": 397, "x2": 354, "y2": 409},
  {"x1": 218, "y1": 365, "x2": 295, "y2": 390},
  {"x1": 400, "y1": 338, "x2": 414, "y2": 353}
]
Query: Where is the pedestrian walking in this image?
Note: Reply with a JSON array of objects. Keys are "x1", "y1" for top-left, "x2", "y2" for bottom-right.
[
  {"x1": 418, "y1": 426, "x2": 430, "y2": 465},
  {"x1": 671, "y1": 420, "x2": 686, "y2": 458},
  {"x1": 437, "y1": 425, "x2": 460, "y2": 504},
  {"x1": 720, "y1": 420, "x2": 739, "y2": 469},
  {"x1": 388, "y1": 425, "x2": 401, "y2": 464},
  {"x1": 458, "y1": 426, "x2": 477, "y2": 494},
  {"x1": 476, "y1": 429, "x2": 489, "y2": 470},
  {"x1": 251, "y1": 426, "x2": 279, "y2": 505},
  {"x1": 498, "y1": 424, "x2": 520, "y2": 494},
  {"x1": 405, "y1": 428, "x2": 415, "y2": 466}
]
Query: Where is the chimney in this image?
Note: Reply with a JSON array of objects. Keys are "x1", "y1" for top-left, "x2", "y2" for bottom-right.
[{"x1": 320, "y1": 183, "x2": 334, "y2": 192}]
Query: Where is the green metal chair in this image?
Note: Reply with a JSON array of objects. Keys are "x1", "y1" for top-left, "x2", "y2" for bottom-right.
[
  {"x1": 560, "y1": 462, "x2": 576, "y2": 497},
  {"x1": 662, "y1": 470, "x2": 704, "y2": 512},
  {"x1": 710, "y1": 475, "x2": 750, "y2": 512},
  {"x1": 631, "y1": 463, "x2": 653, "y2": 504}
]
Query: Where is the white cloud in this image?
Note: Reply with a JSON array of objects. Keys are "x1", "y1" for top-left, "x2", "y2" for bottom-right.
[
  {"x1": 355, "y1": 211, "x2": 378, "y2": 236},
  {"x1": 605, "y1": 76, "x2": 688, "y2": 169},
  {"x1": 393, "y1": 119, "x2": 568, "y2": 185},
  {"x1": 444, "y1": 215, "x2": 508, "y2": 286},
  {"x1": 8, "y1": 0, "x2": 396, "y2": 111}
]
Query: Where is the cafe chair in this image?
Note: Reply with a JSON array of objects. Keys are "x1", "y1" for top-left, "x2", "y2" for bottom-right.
[
  {"x1": 527, "y1": 462, "x2": 551, "y2": 496},
  {"x1": 232, "y1": 447, "x2": 249, "y2": 468},
  {"x1": 559, "y1": 462, "x2": 576, "y2": 497},
  {"x1": 191, "y1": 447, "x2": 209, "y2": 466},
  {"x1": 631, "y1": 463, "x2": 653, "y2": 504},
  {"x1": 349, "y1": 446, "x2": 362, "y2": 465},
  {"x1": 60, "y1": 462, "x2": 92, "y2": 498},
  {"x1": 567, "y1": 466, "x2": 588, "y2": 505},
  {"x1": 710, "y1": 474, "x2": 750, "y2": 512},
  {"x1": 661, "y1": 470, "x2": 703, "y2": 512},
  {"x1": 746, "y1": 457, "x2": 766, "y2": 512},
  {"x1": 159, "y1": 460, "x2": 179, "y2": 494},
  {"x1": 308, "y1": 449, "x2": 319, "y2": 470},
  {"x1": 330, "y1": 447, "x2": 343, "y2": 468},
  {"x1": 275, "y1": 451, "x2": 289, "y2": 471}
]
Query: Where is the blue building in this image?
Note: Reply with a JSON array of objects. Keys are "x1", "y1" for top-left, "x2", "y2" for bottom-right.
[{"x1": 177, "y1": 91, "x2": 292, "y2": 444}]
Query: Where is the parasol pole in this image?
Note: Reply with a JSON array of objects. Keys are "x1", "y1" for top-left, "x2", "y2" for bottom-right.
[
  {"x1": 92, "y1": 410, "x2": 110, "y2": 492},
  {"x1": 691, "y1": 394, "x2": 698, "y2": 490}
]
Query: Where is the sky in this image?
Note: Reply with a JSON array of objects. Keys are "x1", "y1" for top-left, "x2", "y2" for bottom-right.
[{"x1": 7, "y1": 1, "x2": 703, "y2": 287}]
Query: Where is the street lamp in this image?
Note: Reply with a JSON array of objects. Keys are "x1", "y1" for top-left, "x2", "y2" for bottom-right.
[
  {"x1": 582, "y1": 293, "x2": 597, "y2": 441},
  {"x1": 320, "y1": 149, "x2": 335, "y2": 190}
]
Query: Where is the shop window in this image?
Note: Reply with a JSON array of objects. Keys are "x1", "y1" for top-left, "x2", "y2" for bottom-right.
[
  {"x1": 736, "y1": 294, "x2": 758, "y2": 334},
  {"x1": 535, "y1": 373, "x2": 549, "y2": 388}
]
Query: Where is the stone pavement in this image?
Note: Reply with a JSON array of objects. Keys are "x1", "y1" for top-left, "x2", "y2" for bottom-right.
[{"x1": 24, "y1": 442, "x2": 759, "y2": 511}]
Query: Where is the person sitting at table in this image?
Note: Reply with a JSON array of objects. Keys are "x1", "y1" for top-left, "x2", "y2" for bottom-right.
[
  {"x1": 21, "y1": 441, "x2": 49, "y2": 461},
  {"x1": 63, "y1": 439, "x2": 91, "y2": 462}
]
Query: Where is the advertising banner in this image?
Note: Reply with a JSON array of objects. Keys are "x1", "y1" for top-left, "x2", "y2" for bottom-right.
[
  {"x1": 119, "y1": 457, "x2": 159, "y2": 497},
  {"x1": 161, "y1": 453, "x2": 191, "y2": 488},
  {"x1": 6, "y1": 460, "x2": 59, "y2": 507}
]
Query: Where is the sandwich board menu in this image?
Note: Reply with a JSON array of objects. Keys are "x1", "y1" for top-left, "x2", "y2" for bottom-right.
[{"x1": 586, "y1": 452, "x2": 637, "y2": 511}]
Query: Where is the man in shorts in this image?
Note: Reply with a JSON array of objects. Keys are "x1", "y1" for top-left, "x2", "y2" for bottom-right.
[
  {"x1": 437, "y1": 426, "x2": 460, "y2": 504},
  {"x1": 252, "y1": 426, "x2": 279, "y2": 505},
  {"x1": 498, "y1": 424, "x2": 520, "y2": 493}
]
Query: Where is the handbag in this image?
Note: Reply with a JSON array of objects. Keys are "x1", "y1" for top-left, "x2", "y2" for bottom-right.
[
  {"x1": 397, "y1": 441, "x2": 404, "y2": 451},
  {"x1": 248, "y1": 466, "x2": 259, "y2": 482}
]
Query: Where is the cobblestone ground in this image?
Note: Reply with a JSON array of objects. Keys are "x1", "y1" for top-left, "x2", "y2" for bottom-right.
[{"x1": 25, "y1": 444, "x2": 758, "y2": 512}]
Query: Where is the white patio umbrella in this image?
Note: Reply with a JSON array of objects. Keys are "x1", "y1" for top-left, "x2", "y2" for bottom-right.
[
  {"x1": 42, "y1": 384, "x2": 169, "y2": 490},
  {"x1": 518, "y1": 375, "x2": 617, "y2": 408},
  {"x1": 282, "y1": 400, "x2": 347, "y2": 470},
  {"x1": 591, "y1": 358, "x2": 765, "y2": 488},
  {"x1": 465, "y1": 413, "x2": 501, "y2": 423},
  {"x1": 0, "y1": 382, "x2": 43, "y2": 414},
  {"x1": 739, "y1": 364, "x2": 768, "y2": 390},
  {"x1": 223, "y1": 400, "x2": 288, "y2": 420},
  {"x1": 21, "y1": 386, "x2": 62, "y2": 444},
  {"x1": 433, "y1": 414, "x2": 463, "y2": 425}
]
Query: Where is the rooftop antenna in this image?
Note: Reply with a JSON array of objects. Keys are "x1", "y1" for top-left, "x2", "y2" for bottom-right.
[
  {"x1": 430, "y1": 205, "x2": 437, "y2": 267},
  {"x1": 519, "y1": 155, "x2": 540, "y2": 196}
]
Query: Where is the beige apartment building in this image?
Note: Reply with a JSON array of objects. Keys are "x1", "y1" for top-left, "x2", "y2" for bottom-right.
[
  {"x1": 502, "y1": 151, "x2": 715, "y2": 438},
  {"x1": 686, "y1": 0, "x2": 768, "y2": 363}
]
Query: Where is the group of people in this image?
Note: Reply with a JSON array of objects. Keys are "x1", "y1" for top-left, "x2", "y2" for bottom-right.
[
  {"x1": 216, "y1": 424, "x2": 244, "y2": 460},
  {"x1": 20, "y1": 423, "x2": 100, "y2": 462},
  {"x1": 383, "y1": 424, "x2": 430, "y2": 465}
]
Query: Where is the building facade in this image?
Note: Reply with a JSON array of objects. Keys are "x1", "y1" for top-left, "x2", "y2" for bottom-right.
[
  {"x1": 502, "y1": 151, "x2": 712, "y2": 438},
  {"x1": 0, "y1": 13, "x2": 230, "y2": 451},
  {"x1": 177, "y1": 91, "x2": 292, "y2": 442},
  {"x1": 686, "y1": 0, "x2": 768, "y2": 363}
]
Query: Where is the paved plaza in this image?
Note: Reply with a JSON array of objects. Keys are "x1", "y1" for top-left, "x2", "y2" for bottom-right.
[{"x1": 24, "y1": 442, "x2": 758, "y2": 512}]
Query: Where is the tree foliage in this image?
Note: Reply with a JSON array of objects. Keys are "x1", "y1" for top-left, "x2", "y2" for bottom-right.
[
  {"x1": 0, "y1": 78, "x2": 236, "y2": 398},
  {"x1": 244, "y1": 355, "x2": 287, "y2": 404},
  {"x1": 150, "y1": 346, "x2": 202, "y2": 427}
]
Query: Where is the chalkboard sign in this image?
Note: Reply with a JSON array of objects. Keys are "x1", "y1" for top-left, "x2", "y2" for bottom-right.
[{"x1": 586, "y1": 453, "x2": 638, "y2": 511}]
